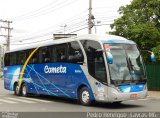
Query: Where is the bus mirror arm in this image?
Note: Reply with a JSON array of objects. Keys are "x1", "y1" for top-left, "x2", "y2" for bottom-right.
[{"x1": 96, "y1": 49, "x2": 103, "y2": 52}]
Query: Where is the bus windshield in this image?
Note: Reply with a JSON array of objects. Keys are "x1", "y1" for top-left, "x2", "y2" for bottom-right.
[{"x1": 107, "y1": 44, "x2": 146, "y2": 85}]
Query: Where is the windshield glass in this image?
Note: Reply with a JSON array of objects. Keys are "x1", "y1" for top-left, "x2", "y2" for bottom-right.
[{"x1": 107, "y1": 44, "x2": 146, "y2": 85}]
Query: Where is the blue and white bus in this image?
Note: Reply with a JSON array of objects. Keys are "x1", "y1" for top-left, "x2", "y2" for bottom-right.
[{"x1": 3, "y1": 34, "x2": 155, "y2": 105}]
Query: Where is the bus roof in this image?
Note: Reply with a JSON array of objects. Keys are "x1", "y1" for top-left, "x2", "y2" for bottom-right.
[{"x1": 7, "y1": 34, "x2": 135, "y2": 53}]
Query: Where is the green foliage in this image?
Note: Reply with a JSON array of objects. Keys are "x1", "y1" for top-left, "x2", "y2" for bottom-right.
[
  {"x1": 152, "y1": 45, "x2": 160, "y2": 63},
  {"x1": 110, "y1": 0, "x2": 160, "y2": 63}
]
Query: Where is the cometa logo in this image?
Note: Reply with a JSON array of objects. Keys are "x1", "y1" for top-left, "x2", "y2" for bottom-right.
[{"x1": 44, "y1": 65, "x2": 67, "y2": 73}]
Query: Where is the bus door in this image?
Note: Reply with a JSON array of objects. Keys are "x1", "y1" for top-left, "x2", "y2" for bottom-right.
[{"x1": 81, "y1": 40, "x2": 108, "y2": 101}]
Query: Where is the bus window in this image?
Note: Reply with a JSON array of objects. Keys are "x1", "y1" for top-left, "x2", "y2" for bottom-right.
[
  {"x1": 55, "y1": 43, "x2": 67, "y2": 62},
  {"x1": 16, "y1": 50, "x2": 26, "y2": 65},
  {"x1": 4, "y1": 53, "x2": 10, "y2": 66},
  {"x1": 39, "y1": 47, "x2": 51, "y2": 63},
  {"x1": 50, "y1": 46, "x2": 56, "y2": 62},
  {"x1": 29, "y1": 49, "x2": 39, "y2": 64},
  {"x1": 68, "y1": 41, "x2": 84, "y2": 64},
  {"x1": 81, "y1": 40, "x2": 107, "y2": 83},
  {"x1": 10, "y1": 52, "x2": 16, "y2": 66}
]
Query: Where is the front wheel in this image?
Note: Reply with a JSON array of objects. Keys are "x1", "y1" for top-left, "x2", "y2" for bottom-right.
[
  {"x1": 78, "y1": 87, "x2": 92, "y2": 106},
  {"x1": 113, "y1": 101, "x2": 122, "y2": 104}
]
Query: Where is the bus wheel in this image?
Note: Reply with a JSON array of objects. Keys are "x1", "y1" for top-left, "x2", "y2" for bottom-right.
[
  {"x1": 79, "y1": 87, "x2": 92, "y2": 106},
  {"x1": 113, "y1": 101, "x2": 122, "y2": 105},
  {"x1": 21, "y1": 84, "x2": 28, "y2": 97},
  {"x1": 14, "y1": 83, "x2": 21, "y2": 96}
]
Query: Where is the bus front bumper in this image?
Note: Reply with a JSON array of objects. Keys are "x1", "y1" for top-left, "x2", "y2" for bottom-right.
[{"x1": 106, "y1": 87, "x2": 148, "y2": 102}]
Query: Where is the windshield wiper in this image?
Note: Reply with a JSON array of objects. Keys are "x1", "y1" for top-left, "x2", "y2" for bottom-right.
[{"x1": 128, "y1": 57, "x2": 134, "y2": 70}]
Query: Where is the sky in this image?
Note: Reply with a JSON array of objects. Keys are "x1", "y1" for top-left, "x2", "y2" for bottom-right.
[{"x1": 0, "y1": 0, "x2": 132, "y2": 50}]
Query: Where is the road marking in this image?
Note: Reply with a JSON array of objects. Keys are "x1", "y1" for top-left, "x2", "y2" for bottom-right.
[
  {"x1": 5, "y1": 97, "x2": 36, "y2": 103},
  {"x1": 0, "y1": 99, "x2": 18, "y2": 104},
  {"x1": 18, "y1": 97, "x2": 51, "y2": 103}
]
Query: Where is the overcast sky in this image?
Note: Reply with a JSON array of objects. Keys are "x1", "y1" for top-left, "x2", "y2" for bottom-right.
[{"x1": 0, "y1": 0, "x2": 132, "y2": 50}]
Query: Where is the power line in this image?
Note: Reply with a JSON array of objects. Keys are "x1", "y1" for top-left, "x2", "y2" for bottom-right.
[
  {"x1": 9, "y1": 0, "x2": 116, "y2": 46},
  {"x1": 11, "y1": 18, "x2": 111, "y2": 44},
  {"x1": 11, "y1": 38, "x2": 53, "y2": 45},
  {"x1": 13, "y1": 0, "x2": 79, "y2": 21},
  {"x1": 94, "y1": 24, "x2": 111, "y2": 26},
  {"x1": 65, "y1": 20, "x2": 88, "y2": 30},
  {"x1": 10, "y1": 24, "x2": 111, "y2": 46},
  {"x1": 11, "y1": 10, "x2": 88, "y2": 42},
  {"x1": 13, "y1": 0, "x2": 69, "y2": 21},
  {"x1": 11, "y1": 27, "x2": 88, "y2": 46},
  {"x1": 12, "y1": 14, "x2": 87, "y2": 40},
  {"x1": 12, "y1": 0, "x2": 60, "y2": 20},
  {"x1": 11, "y1": 19, "x2": 88, "y2": 43},
  {"x1": 66, "y1": 24, "x2": 88, "y2": 33},
  {"x1": 67, "y1": 27, "x2": 88, "y2": 34}
]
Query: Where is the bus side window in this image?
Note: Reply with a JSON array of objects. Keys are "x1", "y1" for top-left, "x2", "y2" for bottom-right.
[
  {"x1": 16, "y1": 51, "x2": 26, "y2": 65},
  {"x1": 50, "y1": 46, "x2": 56, "y2": 62},
  {"x1": 4, "y1": 53, "x2": 10, "y2": 66},
  {"x1": 10, "y1": 53, "x2": 16, "y2": 66},
  {"x1": 28, "y1": 49, "x2": 39, "y2": 64},
  {"x1": 39, "y1": 47, "x2": 51, "y2": 63},
  {"x1": 68, "y1": 41, "x2": 84, "y2": 64},
  {"x1": 55, "y1": 43, "x2": 67, "y2": 62}
]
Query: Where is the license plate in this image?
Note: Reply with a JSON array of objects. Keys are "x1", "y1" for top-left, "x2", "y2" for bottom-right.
[{"x1": 130, "y1": 94, "x2": 137, "y2": 99}]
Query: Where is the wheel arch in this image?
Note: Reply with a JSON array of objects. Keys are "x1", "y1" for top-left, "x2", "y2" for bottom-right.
[{"x1": 76, "y1": 83, "x2": 95, "y2": 100}]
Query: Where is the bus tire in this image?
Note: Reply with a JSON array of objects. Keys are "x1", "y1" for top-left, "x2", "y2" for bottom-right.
[
  {"x1": 79, "y1": 87, "x2": 92, "y2": 106},
  {"x1": 21, "y1": 84, "x2": 28, "y2": 97},
  {"x1": 113, "y1": 101, "x2": 122, "y2": 104},
  {"x1": 14, "y1": 83, "x2": 21, "y2": 96}
]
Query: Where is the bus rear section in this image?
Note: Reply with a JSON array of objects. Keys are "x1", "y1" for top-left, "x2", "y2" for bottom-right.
[{"x1": 3, "y1": 40, "x2": 95, "y2": 105}]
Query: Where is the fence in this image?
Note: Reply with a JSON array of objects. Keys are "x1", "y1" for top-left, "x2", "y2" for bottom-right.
[{"x1": 146, "y1": 64, "x2": 160, "y2": 90}]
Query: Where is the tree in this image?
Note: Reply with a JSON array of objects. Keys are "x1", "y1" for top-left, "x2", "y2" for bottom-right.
[{"x1": 110, "y1": 0, "x2": 160, "y2": 63}]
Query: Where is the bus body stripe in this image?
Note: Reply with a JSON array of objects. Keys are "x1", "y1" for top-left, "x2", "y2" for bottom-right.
[{"x1": 18, "y1": 47, "x2": 39, "y2": 87}]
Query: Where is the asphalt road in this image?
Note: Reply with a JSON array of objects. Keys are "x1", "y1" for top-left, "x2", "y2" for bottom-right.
[{"x1": 0, "y1": 79, "x2": 160, "y2": 112}]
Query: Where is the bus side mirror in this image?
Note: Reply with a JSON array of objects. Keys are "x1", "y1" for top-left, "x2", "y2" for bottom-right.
[
  {"x1": 96, "y1": 48, "x2": 113, "y2": 64},
  {"x1": 106, "y1": 51, "x2": 113, "y2": 64},
  {"x1": 140, "y1": 50, "x2": 156, "y2": 62},
  {"x1": 150, "y1": 52, "x2": 156, "y2": 62}
]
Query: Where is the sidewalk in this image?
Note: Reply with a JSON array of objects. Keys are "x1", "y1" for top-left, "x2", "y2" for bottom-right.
[{"x1": 148, "y1": 91, "x2": 160, "y2": 98}]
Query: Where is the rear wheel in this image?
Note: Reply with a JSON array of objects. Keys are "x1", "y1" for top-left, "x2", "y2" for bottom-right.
[
  {"x1": 78, "y1": 87, "x2": 92, "y2": 106},
  {"x1": 14, "y1": 83, "x2": 21, "y2": 96},
  {"x1": 21, "y1": 84, "x2": 28, "y2": 97}
]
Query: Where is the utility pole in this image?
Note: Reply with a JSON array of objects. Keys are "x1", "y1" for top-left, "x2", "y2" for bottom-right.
[
  {"x1": 0, "y1": 19, "x2": 13, "y2": 51},
  {"x1": 88, "y1": 0, "x2": 92, "y2": 34}
]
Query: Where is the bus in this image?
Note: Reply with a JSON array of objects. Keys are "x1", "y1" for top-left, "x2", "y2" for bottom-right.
[{"x1": 3, "y1": 34, "x2": 155, "y2": 105}]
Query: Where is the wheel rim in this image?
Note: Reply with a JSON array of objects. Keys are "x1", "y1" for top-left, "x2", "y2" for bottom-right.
[
  {"x1": 15, "y1": 85, "x2": 19, "y2": 95},
  {"x1": 22, "y1": 85, "x2": 27, "y2": 96},
  {"x1": 82, "y1": 90, "x2": 90, "y2": 103}
]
